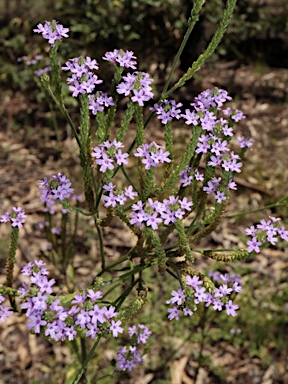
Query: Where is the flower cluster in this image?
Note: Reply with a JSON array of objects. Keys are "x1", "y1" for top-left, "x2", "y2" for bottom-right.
[
  {"x1": 33, "y1": 21, "x2": 69, "y2": 46},
  {"x1": 102, "y1": 183, "x2": 138, "y2": 208},
  {"x1": 89, "y1": 91, "x2": 114, "y2": 115},
  {"x1": 0, "y1": 206, "x2": 26, "y2": 228},
  {"x1": 17, "y1": 54, "x2": 51, "y2": 77},
  {"x1": 0, "y1": 288, "x2": 14, "y2": 323},
  {"x1": 237, "y1": 135, "x2": 254, "y2": 148},
  {"x1": 103, "y1": 49, "x2": 137, "y2": 69},
  {"x1": 116, "y1": 71, "x2": 154, "y2": 106},
  {"x1": 18, "y1": 260, "x2": 123, "y2": 341},
  {"x1": 62, "y1": 56, "x2": 103, "y2": 97},
  {"x1": 155, "y1": 88, "x2": 251, "y2": 204},
  {"x1": 116, "y1": 324, "x2": 151, "y2": 372},
  {"x1": 150, "y1": 99, "x2": 183, "y2": 124},
  {"x1": 167, "y1": 272, "x2": 242, "y2": 320},
  {"x1": 134, "y1": 142, "x2": 171, "y2": 170},
  {"x1": 192, "y1": 88, "x2": 233, "y2": 111},
  {"x1": 130, "y1": 196, "x2": 193, "y2": 229},
  {"x1": 222, "y1": 107, "x2": 246, "y2": 122},
  {"x1": 38, "y1": 173, "x2": 75, "y2": 214},
  {"x1": 246, "y1": 216, "x2": 288, "y2": 253},
  {"x1": 92, "y1": 140, "x2": 129, "y2": 173},
  {"x1": 179, "y1": 166, "x2": 204, "y2": 187}
]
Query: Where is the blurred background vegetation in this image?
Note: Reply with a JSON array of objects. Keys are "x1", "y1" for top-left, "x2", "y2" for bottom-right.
[
  {"x1": 1, "y1": 0, "x2": 288, "y2": 90},
  {"x1": 0, "y1": 1, "x2": 288, "y2": 383}
]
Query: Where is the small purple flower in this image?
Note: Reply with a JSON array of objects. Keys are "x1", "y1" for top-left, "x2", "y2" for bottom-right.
[
  {"x1": 86, "y1": 323, "x2": 99, "y2": 339},
  {"x1": 89, "y1": 304, "x2": 106, "y2": 324},
  {"x1": 87, "y1": 289, "x2": 103, "y2": 302},
  {"x1": 214, "y1": 191, "x2": 226, "y2": 204},
  {"x1": 245, "y1": 226, "x2": 257, "y2": 236},
  {"x1": 110, "y1": 320, "x2": 124, "y2": 337},
  {"x1": 247, "y1": 237, "x2": 262, "y2": 253},
  {"x1": 145, "y1": 212, "x2": 162, "y2": 230},
  {"x1": 166, "y1": 288, "x2": 185, "y2": 306},
  {"x1": 167, "y1": 306, "x2": 181, "y2": 320},
  {"x1": 194, "y1": 287, "x2": 207, "y2": 303},
  {"x1": 27, "y1": 314, "x2": 47, "y2": 334},
  {"x1": 183, "y1": 307, "x2": 193, "y2": 316},
  {"x1": 186, "y1": 275, "x2": 203, "y2": 290},
  {"x1": 0, "y1": 212, "x2": 10, "y2": 223},
  {"x1": 225, "y1": 300, "x2": 239, "y2": 317},
  {"x1": 0, "y1": 305, "x2": 14, "y2": 322},
  {"x1": 72, "y1": 292, "x2": 87, "y2": 305},
  {"x1": 36, "y1": 276, "x2": 56, "y2": 294}
]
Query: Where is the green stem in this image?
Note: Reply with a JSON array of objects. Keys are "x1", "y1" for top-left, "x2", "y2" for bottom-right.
[
  {"x1": 41, "y1": 74, "x2": 81, "y2": 148},
  {"x1": 161, "y1": 0, "x2": 205, "y2": 97},
  {"x1": 120, "y1": 166, "x2": 139, "y2": 194},
  {"x1": 163, "y1": 0, "x2": 237, "y2": 98},
  {"x1": 6, "y1": 226, "x2": 19, "y2": 310},
  {"x1": 72, "y1": 334, "x2": 101, "y2": 384},
  {"x1": 95, "y1": 217, "x2": 105, "y2": 270},
  {"x1": 226, "y1": 195, "x2": 288, "y2": 218}
]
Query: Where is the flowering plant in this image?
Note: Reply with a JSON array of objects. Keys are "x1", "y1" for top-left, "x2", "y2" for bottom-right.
[{"x1": 1, "y1": 1, "x2": 288, "y2": 382}]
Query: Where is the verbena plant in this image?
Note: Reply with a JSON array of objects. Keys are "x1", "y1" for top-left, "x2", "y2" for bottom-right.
[{"x1": 1, "y1": 0, "x2": 288, "y2": 382}]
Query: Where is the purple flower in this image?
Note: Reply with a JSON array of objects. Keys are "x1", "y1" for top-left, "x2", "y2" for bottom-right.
[
  {"x1": 247, "y1": 237, "x2": 262, "y2": 253},
  {"x1": 103, "y1": 193, "x2": 118, "y2": 208},
  {"x1": 0, "y1": 211, "x2": 10, "y2": 223},
  {"x1": 151, "y1": 99, "x2": 182, "y2": 124},
  {"x1": 1, "y1": 207, "x2": 26, "y2": 227},
  {"x1": 214, "y1": 191, "x2": 226, "y2": 204},
  {"x1": 145, "y1": 212, "x2": 162, "y2": 230},
  {"x1": 181, "y1": 109, "x2": 199, "y2": 126},
  {"x1": 167, "y1": 306, "x2": 181, "y2": 320},
  {"x1": 86, "y1": 323, "x2": 99, "y2": 339},
  {"x1": 232, "y1": 282, "x2": 242, "y2": 293},
  {"x1": 115, "y1": 150, "x2": 129, "y2": 166},
  {"x1": 116, "y1": 71, "x2": 154, "y2": 105},
  {"x1": 245, "y1": 226, "x2": 257, "y2": 236},
  {"x1": 128, "y1": 324, "x2": 151, "y2": 344},
  {"x1": 97, "y1": 154, "x2": 115, "y2": 173},
  {"x1": 134, "y1": 142, "x2": 171, "y2": 170},
  {"x1": 92, "y1": 141, "x2": 129, "y2": 173},
  {"x1": 110, "y1": 320, "x2": 124, "y2": 337},
  {"x1": 257, "y1": 219, "x2": 272, "y2": 231},
  {"x1": 215, "y1": 284, "x2": 233, "y2": 298},
  {"x1": 103, "y1": 49, "x2": 137, "y2": 69},
  {"x1": 278, "y1": 226, "x2": 288, "y2": 241},
  {"x1": 32, "y1": 292, "x2": 48, "y2": 311},
  {"x1": 237, "y1": 136, "x2": 253, "y2": 148},
  {"x1": 0, "y1": 305, "x2": 14, "y2": 322},
  {"x1": 194, "y1": 287, "x2": 208, "y2": 303},
  {"x1": 89, "y1": 304, "x2": 106, "y2": 324},
  {"x1": 166, "y1": 288, "x2": 185, "y2": 306},
  {"x1": 72, "y1": 292, "x2": 86, "y2": 305},
  {"x1": 186, "y1": 275, "x2": 203, "y2": 290},
  {"x1": 27, "y1": 314, "x2": 47, "y2": 334},
  {"x1": 183, "y1": 307, "x2": 193, "y2": 316},
  {"x1": 191, "y1": 88, "x2": 232, "y2": 111},
  {"x1": 103, "y1": 306, "x2": 118, "y2": 320},
  {"x1": 75, "y1": 310, "x2": 91, "y2": 329},
  {"x1": 89, "y1": 92, "x2": 114, "y2": 115},
  {"x1": 33, "y1": 21, "x2": 69, "y2": 46},
  {"x1": 213, "y1": 300, "x2": 223, "y2": 311},
  {"x1": 225, "y1": 300, "x2": 239, "y2": 317},
  {"x1": 36, "y1": 276, "x2": 55, "y2": 294},
  {"x1": 87, "y1": 289, "x2": 103, "y2": 302},
  {"x1": 63, "y1": 56, "x2": 103, "y2": 97}
]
